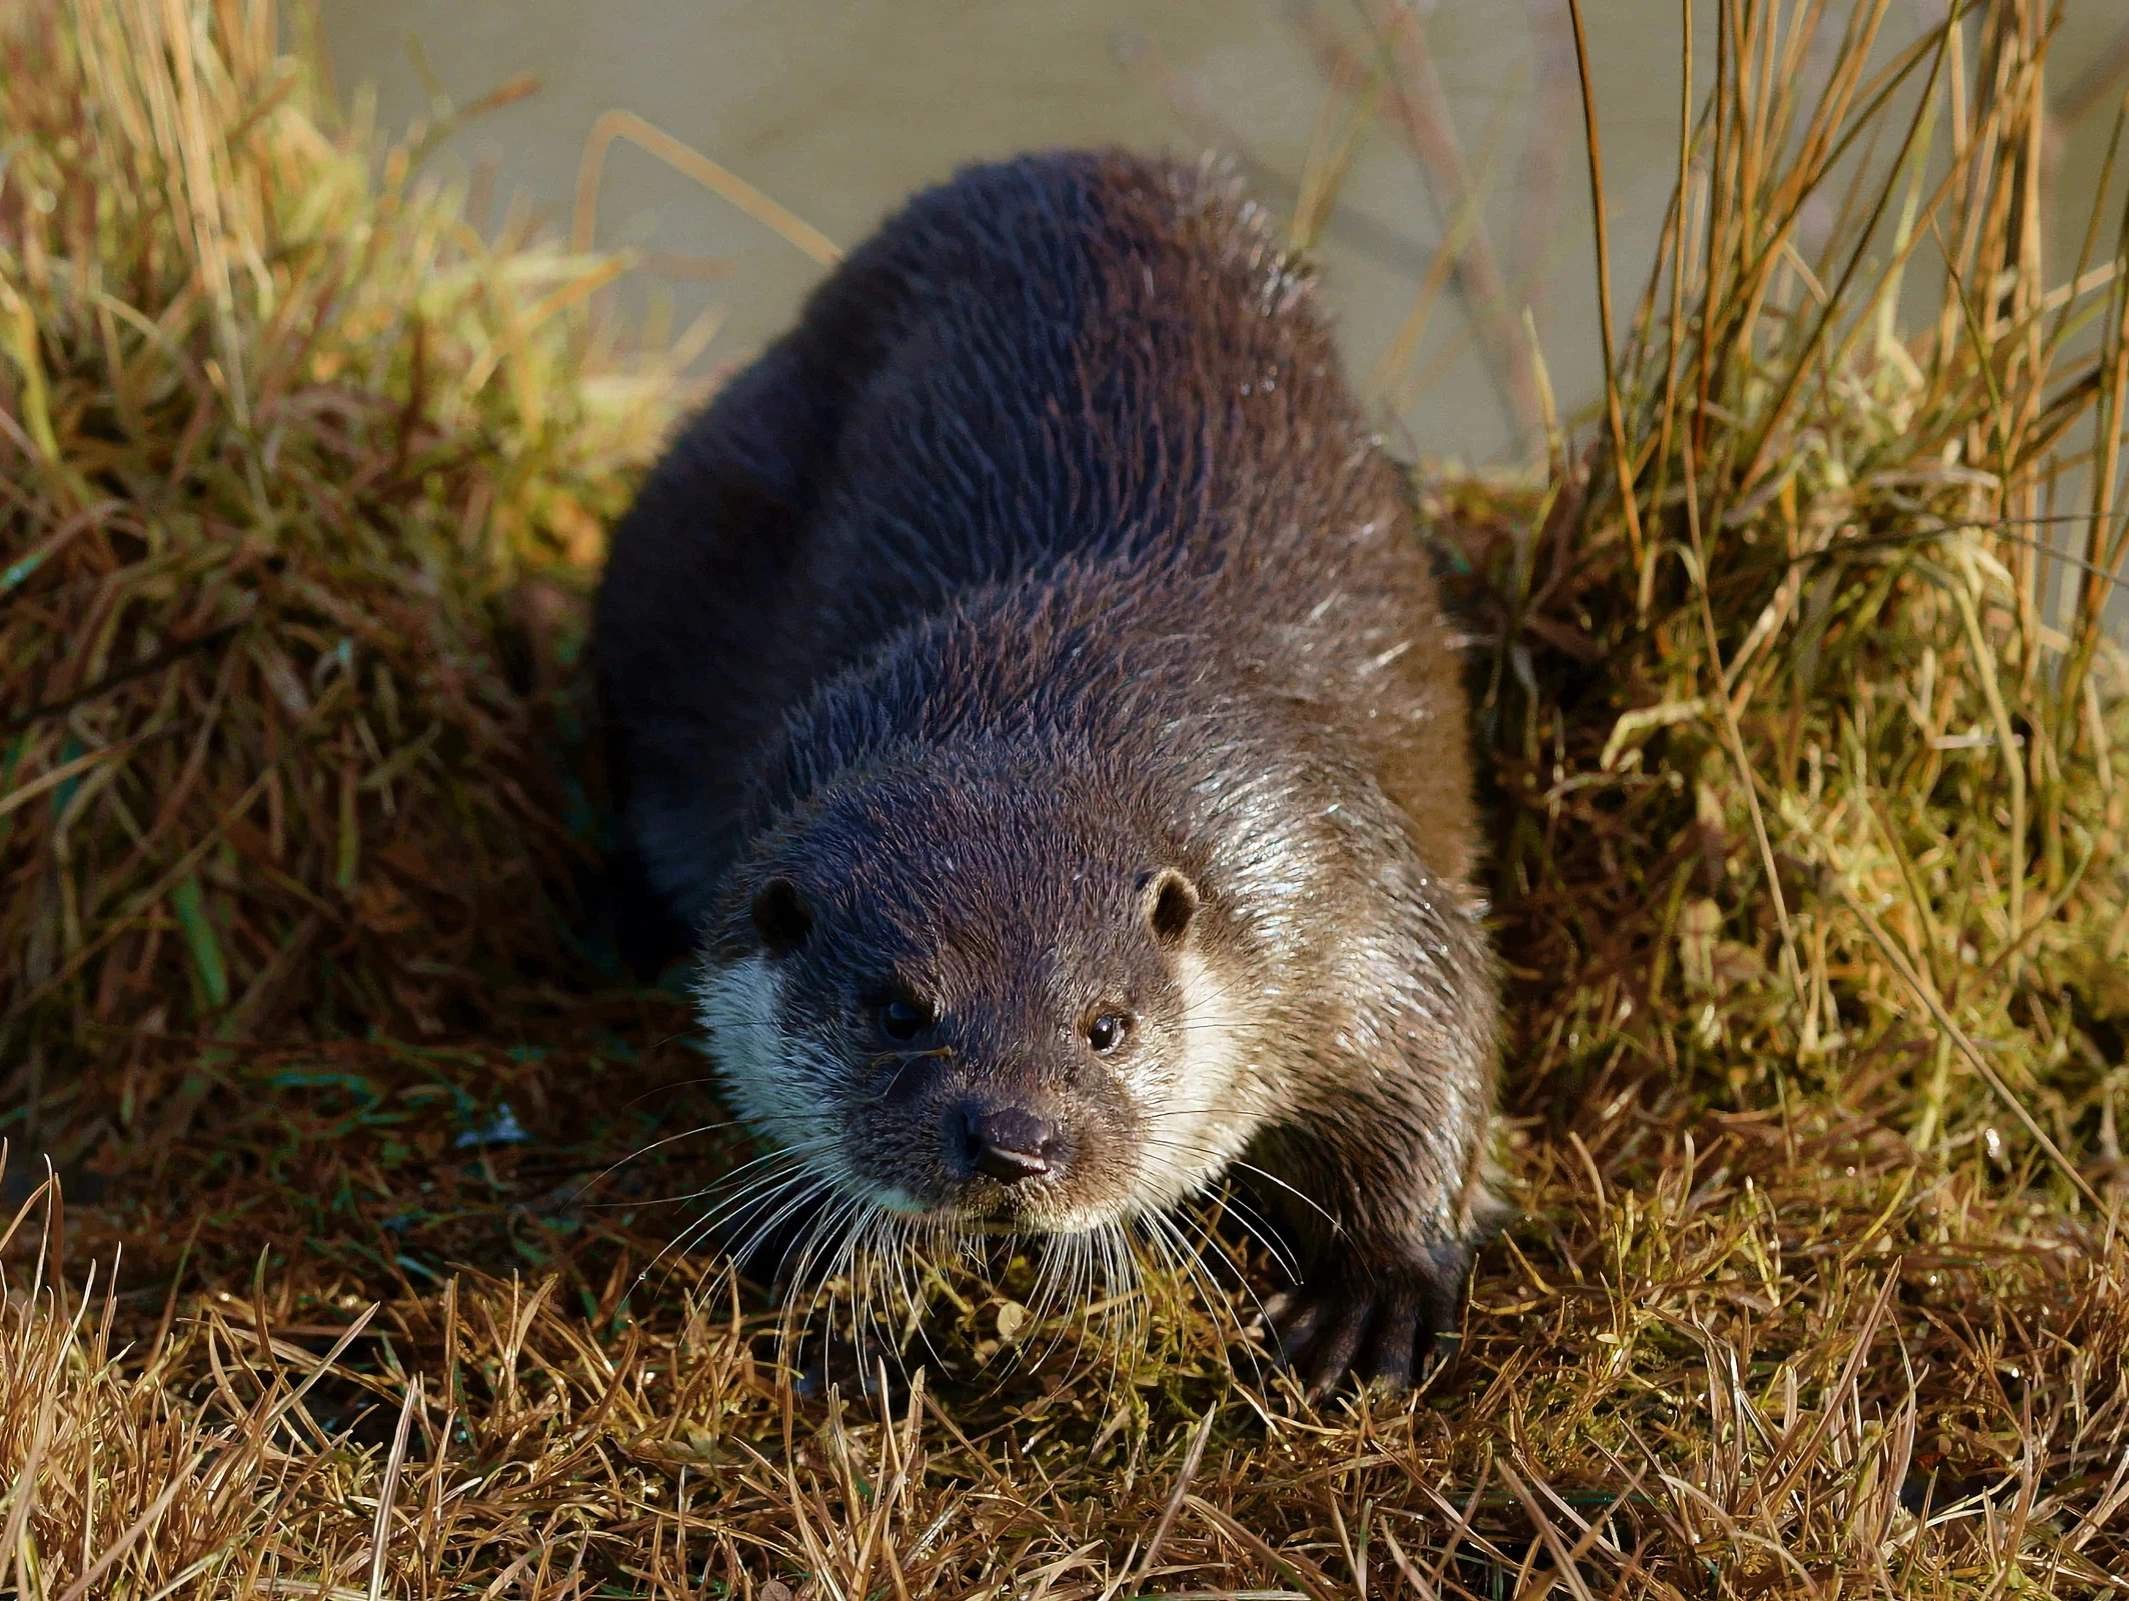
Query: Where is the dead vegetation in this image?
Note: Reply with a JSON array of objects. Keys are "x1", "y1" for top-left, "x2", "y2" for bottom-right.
[{"x1": 3, "y1": 0, "x2": 2126, "y2": 1594}]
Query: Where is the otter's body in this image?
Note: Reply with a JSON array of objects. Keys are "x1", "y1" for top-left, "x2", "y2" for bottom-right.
[{"x1": 595, "y1": 150, "x2": 1498, "y2": 1390}]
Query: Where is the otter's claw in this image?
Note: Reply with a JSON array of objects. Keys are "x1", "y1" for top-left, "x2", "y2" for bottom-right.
[{"x1": 1260, "y1": 1250, "x2": 1470, "y2": 1396}]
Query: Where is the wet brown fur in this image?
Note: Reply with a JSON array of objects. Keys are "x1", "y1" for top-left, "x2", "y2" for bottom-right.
[{"x1": 594, "y1": 149, "x2": 1499, "y2": 1390}]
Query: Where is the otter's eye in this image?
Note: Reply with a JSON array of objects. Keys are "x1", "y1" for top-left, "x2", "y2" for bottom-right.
[
  {"x1": 1086, "y1": 1012, "x2": 1131, "y2": 1054},
  {"x1": 879, "y1": 997, "x2": 932, "y2": 1042}
]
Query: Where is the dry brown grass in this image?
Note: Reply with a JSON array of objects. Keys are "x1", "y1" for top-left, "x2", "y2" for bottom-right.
[{"x1": 4, "y1": 0, "x2": 2127, "y2": 1595}]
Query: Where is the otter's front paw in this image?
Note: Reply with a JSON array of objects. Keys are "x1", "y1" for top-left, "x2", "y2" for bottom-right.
[{"x1": 1259, "y1": 1244, "x2": 1472, "y2": 1395}]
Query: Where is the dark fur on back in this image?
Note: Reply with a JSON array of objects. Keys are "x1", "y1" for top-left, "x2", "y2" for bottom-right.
[{"x1": 595, "y1": 149, "x2": 1499, "y2": 1390}]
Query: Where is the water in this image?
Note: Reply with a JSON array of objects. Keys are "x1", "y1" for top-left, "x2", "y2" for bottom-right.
[{"x1": 320, "y1": 2, "x2": 2127, "y2": 556}]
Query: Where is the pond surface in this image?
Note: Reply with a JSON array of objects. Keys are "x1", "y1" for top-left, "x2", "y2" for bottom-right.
[{"x1": 321, "y1": 1, "x2": 2127, "y2": 622}]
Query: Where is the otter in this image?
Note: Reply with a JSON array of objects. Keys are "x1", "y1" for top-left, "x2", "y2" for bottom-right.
[{"x1": 593, "y1": 149, "x2": 1499, "y2": 1392}]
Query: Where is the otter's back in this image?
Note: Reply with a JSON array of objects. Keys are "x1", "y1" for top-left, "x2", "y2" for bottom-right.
[
  {"x1": 595, "y1": 149, "x2": 1468, "y2": 953},
  {"x1": 791, "y1": 152, "x2": 1382, "y2": 619}
]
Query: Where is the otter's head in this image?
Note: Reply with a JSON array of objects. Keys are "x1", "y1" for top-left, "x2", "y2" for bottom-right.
[{"x1": 694, "y1": 758, "x2": 1258, "y2": 1234}]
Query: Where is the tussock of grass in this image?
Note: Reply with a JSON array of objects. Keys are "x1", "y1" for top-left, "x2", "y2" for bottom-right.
[{"x1": 4, "y1": 0, "x2": 2128, "y2": 1595}]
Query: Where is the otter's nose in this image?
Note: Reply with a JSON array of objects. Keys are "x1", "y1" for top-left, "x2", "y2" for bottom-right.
[{"x1": 957, "y1": 1104, "x2": 1060, "y2": 1183}]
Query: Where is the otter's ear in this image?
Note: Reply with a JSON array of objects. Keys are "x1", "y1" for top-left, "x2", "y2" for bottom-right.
[
  {"x1": 750, "y1": 877, "x2": 812, "y2": 954},
  {"x1": 1139, "y1": 868, "x2": 1199, "y2": 949}
]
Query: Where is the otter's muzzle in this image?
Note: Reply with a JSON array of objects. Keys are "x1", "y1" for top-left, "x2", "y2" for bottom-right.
[{"x1": 953, "y1": 1102, "x2": 1062, "y2": 1184}]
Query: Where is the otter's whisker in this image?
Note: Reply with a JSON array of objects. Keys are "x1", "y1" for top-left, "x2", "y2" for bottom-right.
[
  {"x1": 1039, "y1": 1231, "x2": 1072, "y2": 1359},
  {"x1": 886, "y1": 1215, "x2": 941, "y2": 1377},
  {"x1": 788, "y1": 1187, "x2": 876, "y2": 1386},
  {"x1": 785, "y1": 1185, "x2": 862, "y2": 1309},
  {"x1": 853, "y1": 1206, "x2": 905, "y2": 1395},
  {"x1": 1025, "y1": 1230, "x2": 1064, "y2": 1328},
  {"x1": 719, "y1": 1166, "x2": 839, "y2": 1285},
  {"x1": 670, "y1": 1141, "x2": 837, "y2": 1240},
  {"x1": 1096, "y1": 1224, "x2": 1126, "y2": 1376},
  {"x1": 1099, "y1": 1219, "x2": 1144, "y2": 1394},
  {"x1": 1210, "y1": 1189, "x2": 1301, "y2": 1285},
  {"x1": 1133, "y1": 1136, "x2": 1304, "y2": 1283},
  {"x1": 666, "y1": 1147, "x2": 838, "y2": 1277},
  {"x1": 1020, "y1": 1231, "x2": 1077, "y2": 1380},
  {"x1": 1131, "y1": 1126, "x2": 1346, "y2": 1239},
  {"x1": 633, "y1": 1149, "x2": 823, "y2": 1301},
  {"x1": 683, "y1": 1170, "x2": 840, "y2": 1319},
  {"x1": 1169, "y1": 1202, "x2": 1273, "y2": 1386},
  {"x1": 569, "y1": 1116, "x2": 756, "y2": 1206},
  {"x1": 867, "y1": 1209, "x2": 921, "y2": 1389},
  {"x1": 1142, "y1": 1202, "x2": 1252, "y2": 1379},
  {"x1": 844, "y1": 1209, "x2": 883, "y2": 1390}
]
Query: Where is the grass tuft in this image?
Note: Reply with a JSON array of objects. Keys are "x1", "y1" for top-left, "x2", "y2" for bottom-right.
[{"x1": 4, "y1": 0, "x2": 2128, "y2": 1594}]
